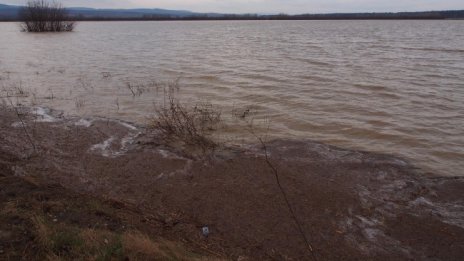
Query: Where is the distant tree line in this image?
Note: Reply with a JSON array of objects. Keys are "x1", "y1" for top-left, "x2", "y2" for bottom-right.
[
  {"x1": 20, "y1": 0, "x2": 74, "y2": 32},
  {"x1": 65, "y1": 10, "x2": 464, "y2": 21},
  {"x1": 280, "y1": 10, "x2": 464, "y2": 20},
  {"x1": 1, "y1": 6, "x2": 463, "y2": 22}
]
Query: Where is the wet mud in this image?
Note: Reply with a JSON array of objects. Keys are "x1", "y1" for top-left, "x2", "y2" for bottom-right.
[{"x1": 1, "y1": 106, "x2": 463, "y2": 260}]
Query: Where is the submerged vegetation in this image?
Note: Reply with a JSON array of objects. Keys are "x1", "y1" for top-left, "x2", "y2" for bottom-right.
[
  {"x1": 20, "y1": 0, "x2": 75, "y2": 32},
  {"x1": 0, "y1": 73, "x2": 267, "y2": 156}
]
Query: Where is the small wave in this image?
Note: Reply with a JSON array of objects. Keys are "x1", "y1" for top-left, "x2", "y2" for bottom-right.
[
  {"x1": 292, "y1": 57, "x2": 332, "y2": 67},
  {"x1": 377, "y1": 92, "x2": 400, "y2": 99},
  {"x1": 353, "y1": 83, "x2": 389, "y2": 92},
  {"x1": 400, "y1": 47, "x2": 464, "y2": 54}
]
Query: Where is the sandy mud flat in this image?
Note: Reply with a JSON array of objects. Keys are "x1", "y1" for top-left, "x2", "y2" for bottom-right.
[{"x1": 1, "y1": 105, "x2": 463, "y2": 260}]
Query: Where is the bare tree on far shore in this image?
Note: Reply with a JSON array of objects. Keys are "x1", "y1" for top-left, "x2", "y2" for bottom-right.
[{"x1": 20, "y1": 0, "x2": 75, "y2": 32}]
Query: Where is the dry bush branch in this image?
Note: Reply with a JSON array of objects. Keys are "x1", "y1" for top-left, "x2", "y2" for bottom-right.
[
  {"x1": 149, "y1": 81, "x2": 221, "y2": 154},
  {"x1": 125, "y1": 78, "x2": 161, "y2": 97},
  {"x1": 74, "y1": 97, "x2": 85, "y2": 110}
]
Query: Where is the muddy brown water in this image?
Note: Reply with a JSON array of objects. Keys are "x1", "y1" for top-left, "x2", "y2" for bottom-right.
[{"x1": 0, "y1": 20, "x2": 463, "y2": 176}]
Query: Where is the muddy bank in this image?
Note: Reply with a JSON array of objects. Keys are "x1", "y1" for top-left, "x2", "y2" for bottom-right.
[{"x1": 1, "y1": 106, "x2": 463, "y2": 260}]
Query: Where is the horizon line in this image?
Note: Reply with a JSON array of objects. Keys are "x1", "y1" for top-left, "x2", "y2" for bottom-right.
[{"x1": 1, "y1": 3, "x2": 463, "y2": 16}]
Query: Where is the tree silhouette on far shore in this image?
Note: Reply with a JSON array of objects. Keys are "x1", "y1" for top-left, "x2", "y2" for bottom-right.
[{"x1": 20, "y1": 0, "x2": 75, "y2": 32}]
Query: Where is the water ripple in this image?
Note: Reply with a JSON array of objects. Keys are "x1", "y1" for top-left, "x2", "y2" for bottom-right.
[{"x1": 0, "y1": 20, "x2": 463, "y2": 176}]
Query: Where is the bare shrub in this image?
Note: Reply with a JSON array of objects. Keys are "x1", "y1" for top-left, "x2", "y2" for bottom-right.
[
  {"x1": 125, "y1": 79, "x2": 159, "y2": 97},
  {"x1": 101, "y1": 72, "x2": 112, "y2": 79},
  {"x1": 150, "y1": 85, "x2": 221, "y2": 152},
  {"x1": 0, "y1": 81, "x2": 29, "y2": 98},
  {"x1": 15, "y1": 82, "x2": 29, "y2": 97},
  {"x1": 20, "y1": 0, "x2": 75, "y2": 32},
  {"x1": 126, "y1": 82, "x2": 146, "y2": 97},
  {"x1": 232, "y1": 104, "x2": 254, "y2": 120},
  {"x1": 76, "y1": 76, "x2": 93, "y2": 91},
  {"x1": 74, "y1": 97, "x2": 85, "y2": 110}
]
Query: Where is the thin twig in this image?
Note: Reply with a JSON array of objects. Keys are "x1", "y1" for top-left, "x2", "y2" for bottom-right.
[{"x1": 249, "y1": 122, "x2": 318, "y2": 261}]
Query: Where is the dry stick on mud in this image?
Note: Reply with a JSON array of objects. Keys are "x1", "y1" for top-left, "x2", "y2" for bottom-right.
[{"x1": 248, "y1": 121, "x2": 318, "y2": 260}]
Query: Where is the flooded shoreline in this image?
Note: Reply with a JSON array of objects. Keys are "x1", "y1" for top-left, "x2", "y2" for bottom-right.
[
  {"x1": 1, "y1": 20, "x2": 463, "y2": 176},
  {"x1": 1, "y1": 105, "x2": 463, "y2": 259}
]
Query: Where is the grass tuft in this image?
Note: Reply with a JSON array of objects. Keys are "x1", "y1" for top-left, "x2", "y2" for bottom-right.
[
  {"x1": 122, "y1": 231, "x2": 160, "y2": 257},
  {"x1": 50, "y1": 227, "x2": 84, "y2": 254},
  {"x1": 32, "y1": 215, "x2": 50, "y2": 248}
]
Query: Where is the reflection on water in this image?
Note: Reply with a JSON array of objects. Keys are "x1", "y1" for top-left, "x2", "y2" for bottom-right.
[{"x1": 0, "y1": 20, "x2": 463, "y2": 176}]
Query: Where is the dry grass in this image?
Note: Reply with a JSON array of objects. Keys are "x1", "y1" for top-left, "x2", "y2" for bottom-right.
[
  {"x1": 1, "y1": 201, "x2": 19, "y2": 217},
  {"x1": 0, "y1": 81, "x2": 30, "y2": 99},
  {"x1": 30, "y1": 223, "x2": 223, "y2": 261},
  {"x1": 32, "y1": 215, "x2": 51, "y2": 248},
  {"x1": 122, "y1": 231, "x2": 224, "y2": 261},
  {"x1": 0, "y1": 186, "x2": 222, "y2": 261},
  {"x1": 122, "y1": 231, "x2": 161, "y2": 257},
  {"x1": 17, "y1": 212, "x2": 222, "y2": 261},
  {"x1": 79, "y1": 228, "x2": 124, "y2": 260}
]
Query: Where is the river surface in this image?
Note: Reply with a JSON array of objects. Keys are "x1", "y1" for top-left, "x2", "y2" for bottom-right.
[{"x1": 0, "y1": 21, "x2": 463, "y2": 176}]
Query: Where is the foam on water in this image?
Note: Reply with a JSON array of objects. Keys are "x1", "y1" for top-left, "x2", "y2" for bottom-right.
[
  {"x1": 32, "y1": 107, "x2": 57, "y2": 123},
  {"x1": 90, "y1": 137, "x2": 115, "y2": 157},
  {"x1": 119, "y1": 121, "x2": 137, "y2": 130},
  {"x1": 75, "y1": 119, "x2": 93, "y2": 127},
  {"x1": 11, "y1": 121, "x2": 24, "y2": 128}
]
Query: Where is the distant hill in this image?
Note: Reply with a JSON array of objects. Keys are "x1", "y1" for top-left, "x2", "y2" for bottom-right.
[
  {"x1": 0, "y1": 4, "x2": 20, "y2": 20},
  {"x1": 66, "y1": 7, "x2": 197, "y2": 19},
  {"x1": 0, "y1": 4, "x2": 216, "y2": 20},
  {"x1": 0, "y1": 3, "x2": 463, "y2": 21}
]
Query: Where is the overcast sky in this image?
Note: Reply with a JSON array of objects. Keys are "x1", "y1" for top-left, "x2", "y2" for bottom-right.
[{"x1": 2, "y1": 0, "x2": 463, "y2": 14}]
